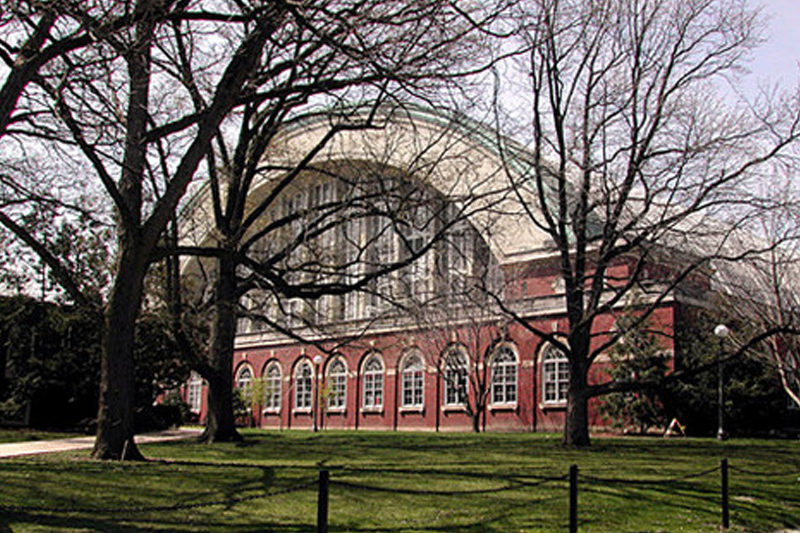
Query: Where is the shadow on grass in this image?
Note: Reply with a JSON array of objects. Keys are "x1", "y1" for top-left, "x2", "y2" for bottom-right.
[
  {"x1": 1, "y1": 511, "x2": 316, "y2": 533},
  {"x1": 4, "y1": 432, "x2": 798, "y2": 532}
]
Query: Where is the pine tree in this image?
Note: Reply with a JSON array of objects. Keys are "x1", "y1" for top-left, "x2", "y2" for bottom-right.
[{"x1": 599, "y1": 312, "x2": 669, "y2": 434}]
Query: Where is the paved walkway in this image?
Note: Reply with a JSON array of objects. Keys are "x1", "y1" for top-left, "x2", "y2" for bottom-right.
[{"x1": 0, "y1": 428, "x2": 202, "y2": 458}]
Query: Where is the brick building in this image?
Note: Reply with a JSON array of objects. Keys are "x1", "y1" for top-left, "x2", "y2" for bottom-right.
[{"x1": 180, "y1": 106, "x2": 693, "y2": 433}]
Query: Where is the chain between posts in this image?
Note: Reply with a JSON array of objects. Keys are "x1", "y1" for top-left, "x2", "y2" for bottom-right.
[
  {"x1": 6, "y1": 458, "x2": 788, "y2": 531},
  {"x1": 580, "y1": 464, "x2": 721, "y2": 485},
  {"x1": 729, "y1": 464, "x2": 800, "y2": 477}
]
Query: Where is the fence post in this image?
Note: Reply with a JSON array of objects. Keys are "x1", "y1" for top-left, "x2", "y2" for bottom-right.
[
  {"x1": 569, "y1": 464, "x2": 578, "y2": 533},
  {"x1": 317, "y1": 469, "x2": 329, "y2": 533},
  {"x1": 721, "y1": 458, "x2": 729, "y2": 529}
]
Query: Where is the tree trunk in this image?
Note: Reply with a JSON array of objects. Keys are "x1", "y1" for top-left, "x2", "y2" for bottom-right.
[
  {"x1": 92, "y1": 249, "x2": 146, "y2": 460},
  {"x1": 471, "y1": 410, "x2": 482, "y2": 433},
  {"x1": 202, "y1": 371, "x2": 242, "y2": 442},
  {"x1": 201, "y1": 251, "x2": 242, "y2": 443},
  {"x1": 563, "y1": 360, "x2": 590, "y2": 446},
  {"x1": 0, "y1": 328, "x2": 7, "y2": 400}
]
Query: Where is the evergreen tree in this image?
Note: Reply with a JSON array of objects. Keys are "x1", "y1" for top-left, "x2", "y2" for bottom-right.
[
  {"x1": 665, "y1": 309, "x2": 792, "y2": 437},
  {"x1": 599, "y1": 311, "x2": 669, "y2": 434}
]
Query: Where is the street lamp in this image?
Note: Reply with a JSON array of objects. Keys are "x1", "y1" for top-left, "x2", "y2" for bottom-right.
[
  {"x1": 714, "y1": 324, "x2": 730, "y2": 441},
  {"x1": 313, "y1": 355, "x2": 323, "y2": 432}
]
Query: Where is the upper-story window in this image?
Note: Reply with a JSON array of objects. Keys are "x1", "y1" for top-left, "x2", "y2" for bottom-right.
[
  {"x1": 264, "y1": 362, "x2": 282, "y2": 412},
  {"x1": 398, "y1": 207, "x2": 434, "y2": 301},
  {"x1": 362, "y1": 354, "x2": 384, "y2": 409},
  {"x1": 282, "y1": 190, "x2": 306, "y2": 240},
  {"x1": 443, "y1": 348, "x2": 468, "y2": 406},
  {"x1": 440, "y1": 204, "x2": 474, "y2": 295},
  {"x1": 327, "y1": 358, "x2": 347, "y2": 410},
  {"x1": 365, "y1": 216, "x2": 396, "y2": 317},
  {"x1": 490, "y1": 346, "x2": 517, "y2": 405},
  {"x1": 542, "y1": 345, "x2": 569, "y2": 404},
  {"x1": 401, "y1": 352, "x2": 424, "y2": 408},
  {"x1": 294, "y1": 360, "x2": 313, "y2": 410},
  {"x1": 311, "y1": 181, "x2": 335, "y2": 212},
  {"x1": 240, "y1": 176, "x2": 496, "y2": 330}
]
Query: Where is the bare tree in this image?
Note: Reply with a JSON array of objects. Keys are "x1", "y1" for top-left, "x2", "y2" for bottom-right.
[
  {"x1": 378, "y1": 211, "x2": 507, "y2": 433},
  {"x1": 177, "y1": 102, "x2": 514, "y2": 441},
  {"x1": 167, "y1": 0, "x2": 511, "y2": 443},
  {"x1": 413, "y1": 307, "x2": 507, "y2": 433},
  {"x1": 0, "y1": 1, "x2": 139, "y2": 139},
  {"x1": 712, "y1": 200, "x2": 800, "y2": 408},
  {"x1": 0, "y1": 0, "x2": 288, "y2": 459},
  {"x1": 491, "y1": 0, "x2": 800, "y2": 445}
]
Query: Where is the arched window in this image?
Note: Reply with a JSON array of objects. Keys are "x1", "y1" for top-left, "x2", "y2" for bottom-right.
[
  {"x1": 491, "y1": 346, "x2": 517, "y2": 405},
  {"x1": 264, "y1": 362, "x2": 281, "y2": 412},
  {"x1": 235, "y1": 366, "x2": 253, "y2": 390},
  {"x1": 401, "y1": 352, "x2": 424, "y2": 408},
  {"x1": 187, "y1": 372, "x2": 203, "y2": 414},
  {"x1": 294, "y1": 360, "x2": 313, "y2": 410},
  {"x1": 362, "y1": 355, "x2": 384, "y2": 408},
  {"x1": 443, "y1": 349, "x2": 468, "y2": 406},
  {"x1": 542, "y1": 345, "x2": 569, "y2": 404},
  {"x1": 327, "y1": 358, "x2": 347, "y2": 410}
]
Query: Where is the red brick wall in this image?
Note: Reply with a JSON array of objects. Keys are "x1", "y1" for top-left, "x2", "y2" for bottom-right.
[{"x1": 189, "y1": 300, "x2": 678, "y2": 435}]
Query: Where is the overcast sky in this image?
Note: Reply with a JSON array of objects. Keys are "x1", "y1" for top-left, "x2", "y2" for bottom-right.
[{"x1": 739, "y1": 0, "x2": 800, "y2": 97}]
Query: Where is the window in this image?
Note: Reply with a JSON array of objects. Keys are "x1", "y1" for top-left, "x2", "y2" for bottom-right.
[
  {"x1": 542, "y1": 345, "x2": 569, "y2": 404},
  {"x1": 187, "y1": 372, "x2": 203, "y2": 414},
  {"x1": 444, "y1": 350, "x2": 468, "y2": 406},
  {"x1": 401, "y1": 353, "x2": 424, "y2": 408},
  {"x1": 235, "y1": 366, "x2": 253, "y2": 390},
  {"x1": 327, "y1": 358, "x2": 347, "y2": 410},
  {"x1": 440, "y1": 205, "x2": 475, "y2": 296},
  {"x1": 264, "y1": 362, "x2": 281, "y2": 412},
  {"x1": 294, "y1": 360, "x2": 313, "y2": 410},
  {"x1": 282, "y1": 190, "x2": 306, "y2": 239},
  {"x1": 491, "y1": 346, "x2": 517, "y2": 405},
  {"x1": 311, "y1": 181, "x2": 334, "y2": 210},
  {"x1": 398, "y1": 209, "x2": 433, "y2": 301},
  {"x1": 365, "y1": 216, "x2": 396, "y2": 317},
  {"x1": 343, "y1": 216, "x2": 364, "y2": 321},
  {"x1": 362, "y1": 355, "x2": 384, "y2": 408}
]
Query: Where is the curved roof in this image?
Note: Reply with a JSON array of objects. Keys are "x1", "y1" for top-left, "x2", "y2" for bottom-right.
[{"x1": 181, "y1": 103, "x2": 555, "y2": 264}]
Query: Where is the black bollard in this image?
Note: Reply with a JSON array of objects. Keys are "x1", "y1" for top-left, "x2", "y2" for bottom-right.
[
  {"x1": 317, "y1": 469, "x2": 329, "y2": 533},
  {"x1": 569, "y1": 464, "x2": 578, "y2": 533},
  {"x1": 721, "y1": 458, "x2": 729, "y2": 529}
]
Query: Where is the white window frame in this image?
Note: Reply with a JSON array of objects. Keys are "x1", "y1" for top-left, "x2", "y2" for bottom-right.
[
  {"x1": 362, "y1": 355, "x2": 384, "y2": 409},
  {"x1": 327, "y1": 357, "x2": 347, "y2": 411},
  {"x1": 490, "y1": 346, "x2": 518, "y2": 406},
  {"x1": 343, "y1": 216, "x2": 364, "y2": 321},
  {"x1": 235, "y1": 365, "x2": 253, "y2": 391},
  {"x1": 365, "y1": 216, "x2": 396, "y2": 317},
  {"x1": 294, "y1": 360, "x2": 313, "y2": 411},
  {"x1": 398, "y1": 213, "x2": 433, "y2": 301},
  {"x1": 264, "y1": 362, "x2": 282, "y2": 413},
  {"x1": 187, "y1": 372, "x2": 203, "y2": 414},
  {"x1": 542, "y1": 345, "x2": 569, "y2": 405},
  {"x1": 441, "y1": 205, "x2": 475, "y2": 295},
  {"x1": 401, "y1": 352, "x2": 424, "y2": 408},
  {"x1": 443, "y1": 350, "x2": 469, "y2": 406}
]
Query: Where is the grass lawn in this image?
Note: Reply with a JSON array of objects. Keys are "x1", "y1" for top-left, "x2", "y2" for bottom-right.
[
  {"x1": 0, "y1": 428, "x2": 84, "y2": 444},
  {"x1": 0, "y1": 430, "x2": 798, "y2": 532}
]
